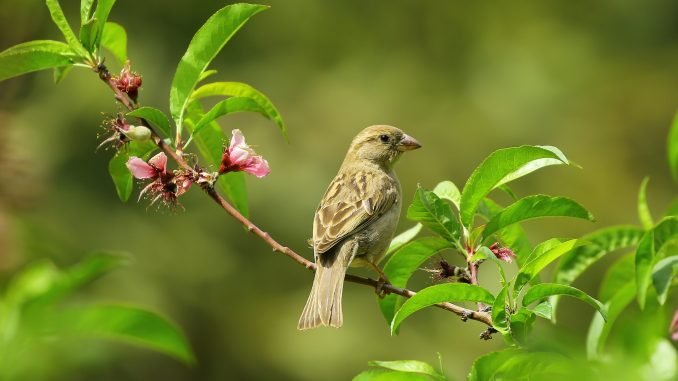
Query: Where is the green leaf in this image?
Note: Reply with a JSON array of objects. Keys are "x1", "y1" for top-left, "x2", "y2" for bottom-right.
[
  {"x1": 638, "y1": 177, "x2": 654, "y2": 229},
  {"x1": 598, "y1": 253, "x2": 635, "y2": 302},
  {"x1": 169, "y1": 4, "x2": 268, "y2": 133},
  {"x1": 468, "y1": 348, "x2": 524, "y2": 381},
  {"x1": 368, "y1": 361, "x2": 445, "y2": 380},
  {"x1": 488, "y1": 351, "x2": 574, "y2": 379},
  {"x1": 80, "y1": 0, "x2": 95, "y2": 25},
  {"x1": 191, "y1": 81, "x2": 287, "y2": 138},
  {"x1": 509, "y1": 307, "x2": 536, "y2": 344},
  {"x1": 0, "y1": 40, "x2": 74, "y2": 81},
  {"x1": 101, "y1": 22, "x2": 127, "y2": 65},
  {"x1": 391, "y1": 284, "x2": 494, "y2": 334},
  {"x1": 586, "y1": 283, "x2": 635, "y2": 359},
  {"x1": 514, "y1": 239, "x2": 583, "y2": 294},
  {"x1": 522, "y1": 283, "x2": 607, "y2": 321},
  {"x1": 552, "y1": 225, "x2": 643, "y2": 318},
  {"x1": 407, "y1": 187, "x2": 461, "y2": 243},
  {"x1": 78, "y1": 17, "x2": 99, "y2": 52},
  {"x1": 186, "y1": 101, "x2": 248, "y2": 216},
  {"x1": 386, "y1": 224, "x2": 423, "y2": 257},
  {"x1": 353, "y1": 369, "x2": 434, "y2": 381},
  {"x1": 4, "y1": 261, "x2": 61, "y2": 306},
  {"x1": 108, "y1": 140, "x2": 157, "y2": 202},
  {"x1": 667, "y1": 111, "x2": 678, "y2": 182},
  {"x1": 378, "y1": 237, "x2": 453, "y2": 326},
  {"x1": 53, "y1": 64, "x2": 73, "y2": 84},
  {"x1": 480, "y1": 198, "x2": 533, "y2": 267},
  {"x1": 482, "y1": 195, "x2": 594, "y2": 239},
  {"x1": 198, "y1": 69, "x2": 218, "y2": 83},
  {"x1": 45, "y1": 0, "x2": 88, "y2": 57},
  {"x1": 491, "y1": 284, "x2": 510, "y2": 335},
  {"x1": 193, "y1": 97, "x2": 267, "y2": 136},
  {"x1": 528, "y1": 300, "x2": 552, "y2": 320},
  {"x1": 127, "y1": 107, "x2": 172, "y2": 139},
  {"x1": 432, "y1": 180, "x2": 460, "y2": 210},
  {"x1": 55, "y1": 304, "x2": 194, "y2": 364},
  {"x1": 459, "y1": 145, "x2": 569, "y2": 226},
  {"x1": 636, "y1": 217, "x2": 678, "y2": 308},
  {"x1": 91, "y1": 0, "x2": 116, "y2": 50},
  {"x1": 652, "y1": 256, "x2": 678, "y2": 305}
]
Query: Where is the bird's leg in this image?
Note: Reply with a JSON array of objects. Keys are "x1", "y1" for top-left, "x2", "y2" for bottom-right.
[{"x1": 366, "y1": 262, "x2": 390, "y2": 298}]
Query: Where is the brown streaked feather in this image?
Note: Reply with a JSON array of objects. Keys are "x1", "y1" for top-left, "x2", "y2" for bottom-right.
[{"x1": 313, "y1": 169, "x2": 398, "y2": 255}]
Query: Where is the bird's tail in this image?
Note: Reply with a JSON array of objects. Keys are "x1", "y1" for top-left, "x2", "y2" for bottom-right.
[{"x1": 298, "y1": 246, "x2": 352, "y2": 330}]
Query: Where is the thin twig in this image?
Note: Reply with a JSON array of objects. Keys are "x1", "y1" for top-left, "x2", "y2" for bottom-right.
[{"x1": 95, "y1": 64, "x2": 493, "y2": 328}]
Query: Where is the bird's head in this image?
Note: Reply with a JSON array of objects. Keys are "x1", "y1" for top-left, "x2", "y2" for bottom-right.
[{"x1": 345, "y1": 125, "x2": 421, "y2": 168}]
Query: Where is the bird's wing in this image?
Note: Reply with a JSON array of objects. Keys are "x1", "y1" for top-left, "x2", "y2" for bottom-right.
[{"x1": 313, "y1": 169, "x2": 398, "y2": 255}]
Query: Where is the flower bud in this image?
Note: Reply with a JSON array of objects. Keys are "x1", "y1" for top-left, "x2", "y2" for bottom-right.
[{"x1": 124, "y1": 125, "x2": 151, "y2": 142}]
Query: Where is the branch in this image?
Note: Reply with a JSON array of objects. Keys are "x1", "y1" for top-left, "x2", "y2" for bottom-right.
[{"x1": 95, "y1": 64, "x2": 493, "y2": 328}]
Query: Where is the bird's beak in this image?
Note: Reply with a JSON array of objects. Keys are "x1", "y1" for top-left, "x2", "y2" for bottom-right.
[{"x1": 398, "y1": 134, "x2": 422, "y2": 151}]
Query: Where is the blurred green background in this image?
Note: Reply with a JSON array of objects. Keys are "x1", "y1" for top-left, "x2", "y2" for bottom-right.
[{"x1": 1, "y1": 0, "x2": 677, "y2": 380}]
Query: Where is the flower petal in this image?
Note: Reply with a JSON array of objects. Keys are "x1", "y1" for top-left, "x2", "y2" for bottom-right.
[
  {"x1": 126, "y1": 157, "x2": 157, "y2": 179},
  {"x1": 148, "y1": 152, "x2": 168, "y2": 173},
  {"x1": 230, "y1": 129, "x2": 245, "y2": 150},
  {"x1": 244, "y1": 156, "x2": 271, "y2": 178}
]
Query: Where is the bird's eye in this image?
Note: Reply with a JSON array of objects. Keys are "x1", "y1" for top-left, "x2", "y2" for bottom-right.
[{"x1": 379, "y1": 134, "x2": 390, "y2": 143}]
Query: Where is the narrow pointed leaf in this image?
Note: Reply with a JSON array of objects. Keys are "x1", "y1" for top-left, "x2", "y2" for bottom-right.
[
  {"x1": 186, "y1": 101, "x2": 248, "y2": 216},
  {"x1": 483, "y1": 195, "x2": 593, "y2": 239},
  {"x1": 636, "y1": 217, "x2": 678, "y2": 308},
  {"x1": 378, "y1": 237, "x2": 452, "y2": 326},
  {"x1": 91, "y1": 0, "x2": 116, "y2": 49},
  {"x1": 368, "y1": 361, "x2": 445, "y2": 380},
  {"x1": 191, "y1": 81, "x2": 286, "y2": 138},
  {"x1": 491, "y1": 284, "x2": 510, "y2": 335},
  {"x1": 79, "y1": 17, "x2": 99, "y2": 52},
  {"x1": 598, "y1": 253, "x2": 635, "y2": 302},
  {"x1": 53, "y1": 64, "x2": 72, "y2": 84},
  {"x1": 407, "y1": 187, "x2": 460, "y2": 242},
  {"x1": 460, "y1": 145, "x2": 569, "y2": 226},
  {"x1": 514, "y1": 239, "x2": 583, "y2": 294},
  {"x1": 193, "y1": 97, "x2": 267, "y2": 135},
  {"x1": 353, "y1": 369, "x2": 432, "y2": 381},
  {"x1": 127, "y1": 107, "x2": 172, "y2": 139},
  {"x1": 586, "y1": 283, "x2": 635, "y2": 359},
  {"x1": 0, "y1": 40, "x2": 74, "y2": 81},
  {"x1": 522, "y1": 283, "x2": 606, "y2": 320},
  {"x1": 101, "y1": 22, "x2": 127, "y2": 65},
  {"x1": 652, "y1": 256, "x2": 678, "y2": 305},
  {"x1": 391, "y1": 284, "x2": 494, "y2": 334},
  {"x1": 668, "y1": 111, "x2": 678, "y2": 182},
  {"x1": 55, "y1": 304, "x2": 194, "y2": 364},
  {"x1": 45, "y1": 0, "x2": 88, "y2": 57},
  {"x1": 638, "y1": 177, "x2": 653, "y2": 229},
  {"x1": 552, "y1": 225, "x2": 643, "y2": 318},
  {"x1": 80, "y1": 0, "x2": 95, "y2": 25},
  {"x1": 169, "y1": 4, "x2": 268, "y2": 131}
]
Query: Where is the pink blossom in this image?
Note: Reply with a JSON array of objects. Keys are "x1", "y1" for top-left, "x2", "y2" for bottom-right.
[
  {"x1": 125, "y1": 152, "x2": 193, "y2": 208},
  {"x1": 112, "y1": 61, "x2": 142, "y2": 101},
  {"x1": 489, "y1": 242, "x2": 516, "y2": 263},
  {"x1": 219, "y1": 129, "x2": 270, "y2": 178}
]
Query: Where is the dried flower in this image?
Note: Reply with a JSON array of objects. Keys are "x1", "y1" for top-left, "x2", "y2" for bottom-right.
[
  {"x1": 111, "y1": 61, "x2": 142, "y2": 101},
  {"x1": 219, "y1": 129, "x2": 270, "y2": 178},
  {"x1": 98, "y1": 114, "x2": 151, "y2": 151},
  {"x1": 126, "y1": 152, "x2": 193, "y2": 208},
  {"x1": 489, "y1": 242, "x2": 516, "y2": 263},
  {"x1": 424, "y1": 258, "x2": 471, "y2": 283}
]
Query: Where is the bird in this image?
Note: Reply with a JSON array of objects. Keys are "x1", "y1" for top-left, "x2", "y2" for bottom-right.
[{"x1": 298, "y1": 125, "x2": 421, "y2": 330}]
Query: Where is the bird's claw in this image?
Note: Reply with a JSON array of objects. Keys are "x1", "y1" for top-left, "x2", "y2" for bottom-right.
[{"x1": 375, "y1": 277, "x2": 391, "y2": 298}]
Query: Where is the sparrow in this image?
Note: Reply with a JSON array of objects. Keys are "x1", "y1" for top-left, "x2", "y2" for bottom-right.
[{"x1": 298, "y1": 125, "x2": 421, "y2": 329}]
